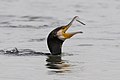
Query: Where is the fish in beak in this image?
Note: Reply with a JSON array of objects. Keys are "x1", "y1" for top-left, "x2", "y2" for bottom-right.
[{"x1": 57, "y1": 16, "x2": 85, "y2": 40}]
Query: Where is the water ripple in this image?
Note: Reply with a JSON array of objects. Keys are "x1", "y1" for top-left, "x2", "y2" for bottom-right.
[
  {"x1": 28, "y1": 38, "x2": 45, "y2": 42},
  {"x1": 0, "y1": 15, "x2": 58, "y2": 29}
]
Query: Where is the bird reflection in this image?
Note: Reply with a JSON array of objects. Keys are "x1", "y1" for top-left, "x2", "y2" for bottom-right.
[{"x1": 46, "y1": 55, "x2": 70, "y2": 74}]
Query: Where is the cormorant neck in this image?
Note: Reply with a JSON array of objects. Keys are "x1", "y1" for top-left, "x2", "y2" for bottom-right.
[{"x1": 47, "y1": 31, "x2": 64, "y2": 55}]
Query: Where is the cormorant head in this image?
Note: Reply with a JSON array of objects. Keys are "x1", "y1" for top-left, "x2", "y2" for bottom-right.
[{"x1": 47, "y1": 16, "x2": 85, "y2": 55}]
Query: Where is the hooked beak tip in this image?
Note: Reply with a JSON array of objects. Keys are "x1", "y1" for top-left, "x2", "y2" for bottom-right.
[
  {"x1": 80, "y1": 31, "x2": 83, "y2": 33},
  {"x1": 77, "y1": 31, "x2": 83, "y2": 33}
]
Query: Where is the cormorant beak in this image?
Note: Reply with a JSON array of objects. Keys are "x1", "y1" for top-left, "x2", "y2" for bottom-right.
[{"x1": 59, "y1": 16, "x2": 85, "y2": 39}]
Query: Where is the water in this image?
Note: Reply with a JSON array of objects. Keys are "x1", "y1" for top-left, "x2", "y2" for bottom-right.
[{"x1": 0, "y1": 0, "x2": 120, "y2": 80}]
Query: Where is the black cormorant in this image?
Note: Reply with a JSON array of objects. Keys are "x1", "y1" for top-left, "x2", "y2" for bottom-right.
[{"x1": 47, "y1": 16, "x2": 85, "y2": 55}]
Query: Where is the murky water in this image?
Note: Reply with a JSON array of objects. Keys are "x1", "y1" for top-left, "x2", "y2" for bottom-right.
[{"x1": 0, "y1": 0, "x2": 120, "y2": 80}]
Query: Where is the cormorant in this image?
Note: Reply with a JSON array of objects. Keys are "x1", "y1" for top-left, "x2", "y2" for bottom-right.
[
  {"x1": 47, "y1": 16, "x2": 85, "y2": 55},
  {"x1": 0, "y1": 16, "x2": 85, "y2": 56}
]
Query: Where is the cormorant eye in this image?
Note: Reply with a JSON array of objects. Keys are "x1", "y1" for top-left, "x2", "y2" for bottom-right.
[{"x1": 62, "y1": 27, "x2": 65, "y2": 29}]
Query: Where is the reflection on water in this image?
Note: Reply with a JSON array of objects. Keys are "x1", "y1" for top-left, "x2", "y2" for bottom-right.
[{"x1": 46, "y1": 55, "x2": 70, "y2": 74}]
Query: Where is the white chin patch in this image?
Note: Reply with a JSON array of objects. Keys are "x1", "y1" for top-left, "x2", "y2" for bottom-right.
[
  {"x1": 57, "y1": 30, "x2": 66, "y2": 41},
  {"x1": 58, "y1": 36, "x2": 66, "y2": 41}
]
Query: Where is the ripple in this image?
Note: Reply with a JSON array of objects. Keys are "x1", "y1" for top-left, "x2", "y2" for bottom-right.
[
  {"x1": 0, "y1": 21, "x2": 10, "y2": 24},
  {"x1": 21, "y1": 16, "x2": 54, "y2": 21},
  {"x1": 101, "y1": 44, "x2": 120, "y2": 47},
  {"x1": 0, "y1": 48, "x2": 50, "y2": 56},
  {"x1": 62, "y1": 53, "x2": 74, "y2": 56},
  {"x1": 0, "y1": 25, "x2": 50, "y2": 29},
  {"x1": 75, "y1": 10, "x2": 83, "y2": 13},
  {"x1": 0, "y1": 15, "x2": 16, "y2": 18},
  {"x1": 0, "y1": 15, "x2": 56, "y2": 29},
  {"x1": 28, "y1": 38, "x2": 45, "y2": 42}
]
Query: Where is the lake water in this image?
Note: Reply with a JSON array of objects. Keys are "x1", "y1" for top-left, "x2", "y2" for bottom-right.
[{"x1": 0, "y1": 0, "x2": 120, "y2": 80}]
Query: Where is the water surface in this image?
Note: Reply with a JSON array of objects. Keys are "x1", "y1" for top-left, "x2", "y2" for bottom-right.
[{"x1": 0, "y1": 0, "x2": 120, "y2": 80}]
